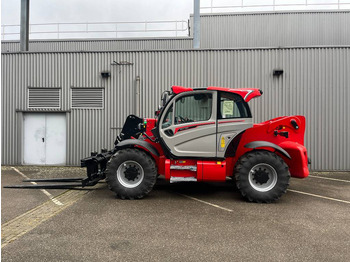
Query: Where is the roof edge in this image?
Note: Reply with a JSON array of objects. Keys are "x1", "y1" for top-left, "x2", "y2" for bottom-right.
[
  {"x1": 2, "y1": 45, "x2": 350, "y2": 55},
  {"x1": 190, "y1": 9, "x2": 350, "y2": 17},
  {"x1": 1, "y1": 36, "x2": 193, "y2": 43}
]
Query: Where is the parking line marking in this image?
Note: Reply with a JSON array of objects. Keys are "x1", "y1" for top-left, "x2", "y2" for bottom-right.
[
  {"x1": 178, "y1": 193, "x2": 233, "y2": 212},
  {"x1": 288, "y1": 189, "x2": 350, "y2": 204},
  {"x1": 11, "y1": 167, "x2": 63, "y2": 206},
  {"x1": 1, "y1": 189, "x2": 90, "y2": 248},
  {"x1": 308, "y1": 175, "x2": 350, "y2": 183}
]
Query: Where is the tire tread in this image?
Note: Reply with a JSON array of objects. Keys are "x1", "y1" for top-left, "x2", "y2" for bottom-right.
[
  {"x1": 234, "y1": 150, "x2": 290, "y2": 203},
  {"x1": 105, "y1": 148, "x2": 157, "y2": 199}
]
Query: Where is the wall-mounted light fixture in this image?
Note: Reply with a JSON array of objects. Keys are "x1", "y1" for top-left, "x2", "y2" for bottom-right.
[
  {"x1": 273, "y1": 69, "x2": 284, "y2": 77},
  {"x1": 101, "y1": 71, "x2": 110, "y2": 78}
]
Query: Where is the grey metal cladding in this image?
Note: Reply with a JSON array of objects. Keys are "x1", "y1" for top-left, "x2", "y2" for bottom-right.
[
  {"x1": 71, "y1": 88, "x2": 104, "y2": 108},
  {"x1": 28, "y1": 88, "x2": 61, "y2": 108},
  {"x1": 1, "y1": 38, "x2": 193, "y2": 52},
  {"x1": 190, "y1": 10, "x2": 350, "y2": 48},
  {"x1": 1, "y1": 47, "x2": 350, "y2": 171},
  {"x1": 3, "y1": 11, "x2": 350, "y2": 53}
]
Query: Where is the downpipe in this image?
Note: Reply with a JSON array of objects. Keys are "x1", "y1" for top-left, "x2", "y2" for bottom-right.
[{"x1": 135, "y1": 76, "x2": 141, "y2": 116}]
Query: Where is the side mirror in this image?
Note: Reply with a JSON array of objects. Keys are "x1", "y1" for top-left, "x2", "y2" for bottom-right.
[{"x1": 161, "y1": 91, "x2": 171, "y2": 106}]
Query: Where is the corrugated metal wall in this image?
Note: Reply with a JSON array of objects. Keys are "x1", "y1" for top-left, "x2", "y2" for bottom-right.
[
  {"x1": 1, "y1": 38, "x2": 193, "y2": 52},
  {"x1": 2, "y1": 47, "x2": 350, "y2": 170},
  {"x1": 3, "y1": 11, "x2": 350, "y2": 53},
  {"x1": 191, "y1": 10, "x2": 350, "y2": 48}
]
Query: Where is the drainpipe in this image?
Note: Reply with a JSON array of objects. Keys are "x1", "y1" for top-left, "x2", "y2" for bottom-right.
[
  {"x1": 135, "y1": 76, "x2": 141, "y2": 116},
  {"x1": 20, "y1": 0, "x2": 30, "y2": 51},
  {"x1": 193, "y1": 0, "x2": 200, "y2": 49}
]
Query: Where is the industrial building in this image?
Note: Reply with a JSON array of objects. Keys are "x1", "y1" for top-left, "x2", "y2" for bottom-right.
[{"x1": 1, "y1": 10, "x2": 349, "y2": 171}]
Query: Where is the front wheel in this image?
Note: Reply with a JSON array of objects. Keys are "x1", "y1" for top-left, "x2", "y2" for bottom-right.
[
  {"x1": 234, "y1": 151, "x2": 290, "y2": 203},
  {"x1": 105, "y1": 148, "x2": 157, "y2": 199}
]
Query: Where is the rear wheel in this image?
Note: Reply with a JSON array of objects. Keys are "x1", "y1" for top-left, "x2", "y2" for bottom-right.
[
  {"x1": 234, "y1": 151, "x2": 290, "y2": 203},
  {"x1": 105, "y1": 148, "x2": 157, "y2": 199}
]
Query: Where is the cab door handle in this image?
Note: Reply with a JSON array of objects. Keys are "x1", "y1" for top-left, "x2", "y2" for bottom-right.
[
  {"x1": 42, "y1": 137, "x2": 45, "y2": 142},
  {"x1": 164, "y1": 130, "x2": 174, "y2": 137}
]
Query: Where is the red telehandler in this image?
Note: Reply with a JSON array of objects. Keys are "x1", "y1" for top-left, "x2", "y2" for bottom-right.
[{"x1": 6, "y1": 86, "x2": 310, "y2": 203}]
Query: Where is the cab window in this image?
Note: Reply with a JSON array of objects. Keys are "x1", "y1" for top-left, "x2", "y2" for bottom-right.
[
  {"x1": 218, "y1": 92, "x2": 251, "y2": 119},
  {"x1": 174, "y1": 93, "x2": 212, "y2": 124}
]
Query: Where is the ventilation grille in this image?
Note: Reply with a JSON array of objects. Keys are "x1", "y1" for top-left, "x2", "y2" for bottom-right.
[
  {"x1": 71, "y1": 88, "x2": 104, "y2": 108},
  {"x1": 28, "y1": 88, "x2": 60, "y2": 108}
]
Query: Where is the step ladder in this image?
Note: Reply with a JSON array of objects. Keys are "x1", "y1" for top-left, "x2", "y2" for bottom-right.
[{"x1": 169, "y1": 165, "x2": 197, "y2": 183}]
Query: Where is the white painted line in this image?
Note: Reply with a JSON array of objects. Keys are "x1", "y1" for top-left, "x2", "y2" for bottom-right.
[
  {"x1": 308, "y1": 175, "x2": 350, "y2": 183},
  {"x1": 178, "y1": 193, "x2": 233, "y2": 212},
  {"x1": 288, "y1": 189, "x2": 350, "y2": 204},
  {"x1": 11, "y1": 167, "x2": 63, "y2": 206}
]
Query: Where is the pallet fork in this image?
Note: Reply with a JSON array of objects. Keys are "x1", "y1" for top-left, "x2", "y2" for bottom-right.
[{"x1": 4, "y1": 150, "x2": 113, "y2": 189}]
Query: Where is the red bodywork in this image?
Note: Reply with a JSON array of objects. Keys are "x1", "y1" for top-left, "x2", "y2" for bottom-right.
[
  {"x1": 207, "y1": 86, "x2": 262, "y2": 102},
  {"x1": 137, "y1": 86, "x2": 309, "y2": 182},
  {"x1": 234, "y1": 116, "x2": 309, "y2": 178}
]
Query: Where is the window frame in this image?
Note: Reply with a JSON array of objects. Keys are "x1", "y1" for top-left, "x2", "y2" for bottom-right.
[
  {"x1": 217, "y1": 91, "x2": 252, "y2": 119},
  {"x1": 173, "y1": 92, "x2": 214, "y2": 125},
  {"x1": 161, "y1": 103, "x2": 174, "y2": 129}
]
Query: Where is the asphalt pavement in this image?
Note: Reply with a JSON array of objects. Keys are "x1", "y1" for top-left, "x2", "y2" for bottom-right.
[{"x1": 1, "y1": 166, "x2": 350, "y2": 262}]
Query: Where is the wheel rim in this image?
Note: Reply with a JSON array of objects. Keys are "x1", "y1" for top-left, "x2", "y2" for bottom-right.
[
  {"x1": 248, "y1": 163, "x2": 278, "y2": 192},
  {"x1": 117, "y1": 160, "x2": 144, "y2": 188}
]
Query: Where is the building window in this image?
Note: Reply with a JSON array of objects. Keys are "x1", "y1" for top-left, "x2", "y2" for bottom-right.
[
  {"x1": 71, "y1": 88, "x2": 104, "y2": 109},
  {"x1": 28, "y1": 88, "x2": 61, "y2": 108}
]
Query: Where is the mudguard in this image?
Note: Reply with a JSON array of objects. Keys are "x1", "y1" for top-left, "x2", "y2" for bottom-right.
[
  {"x1": 279, "y1": 141, "x2": 309, "y2": 178},
  {"x1": 116, "y1": 139, "x2": 160, "y2": 157},
  {"x1": 244, "y1": 141, "x2": 291, "y2": 159}
]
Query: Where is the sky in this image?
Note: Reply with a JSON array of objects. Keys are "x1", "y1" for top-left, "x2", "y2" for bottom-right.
[
  {"x1": 1, "y1": 0, "x2": 194, "y2": 25},
  {"x1": 2, "y1": 0, "x2": 347, "y2": 25}
]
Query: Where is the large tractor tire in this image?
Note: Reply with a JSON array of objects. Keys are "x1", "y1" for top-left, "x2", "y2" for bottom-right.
[
  {"x1": 234, "y1": 151, "x2": 290, "y2": 203},
  {"x1": 105, "y1": 148, "x2": 157, "y2": 199}
]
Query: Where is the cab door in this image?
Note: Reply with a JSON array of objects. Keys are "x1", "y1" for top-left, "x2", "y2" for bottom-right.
[
  {"x1": 159, "y1": 91, "x2": 217, "y2": 158},
  {"x1": 216, "y1": 91, "x2": 253, "y2": 158}
]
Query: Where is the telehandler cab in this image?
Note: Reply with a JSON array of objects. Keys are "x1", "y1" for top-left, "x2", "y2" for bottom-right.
[{"x1": 7, "y1": 86, "x2": 310, "y2": 203}]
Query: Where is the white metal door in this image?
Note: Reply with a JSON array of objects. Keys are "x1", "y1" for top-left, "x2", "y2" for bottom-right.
[
  {"x1": 45, "y1": 114, "x2": 66, "y2": 165},
  {"x1": 23, "y1": 114, "x2": 46, "y2": 165},
  {"x1": 23, "y1": 113, "x2": 66, "y2": 165}
]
